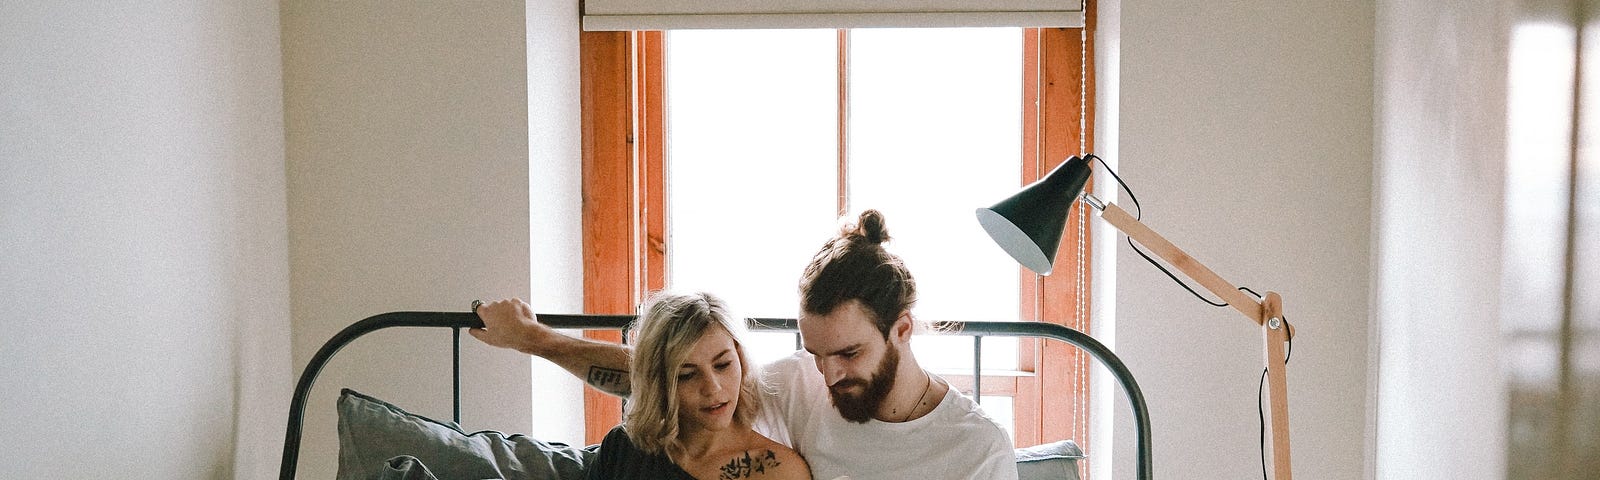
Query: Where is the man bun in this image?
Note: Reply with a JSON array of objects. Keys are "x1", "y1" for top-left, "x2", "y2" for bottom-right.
[
  {"x1": 846, "y1": 209, "x2": 891, "y2": 244},
  {"x1": 803, "y1": 208, "x2": 915, "y2": 337}
]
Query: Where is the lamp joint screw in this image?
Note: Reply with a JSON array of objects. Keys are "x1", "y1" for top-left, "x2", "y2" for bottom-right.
[{"x1": 1268, "y1": 317, "x2": 1282, "y2": 329}]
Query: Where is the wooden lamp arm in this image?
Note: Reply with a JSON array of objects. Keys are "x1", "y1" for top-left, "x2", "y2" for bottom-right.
[
  {"x1": 1098, "y1": 201, "x2": 1269, "y2": 325},
  {"x1": 1091, "y1": 196, "x2": 1295, "y2": 480}
]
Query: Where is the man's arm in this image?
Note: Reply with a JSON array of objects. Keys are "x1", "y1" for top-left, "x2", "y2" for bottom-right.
[{"x1": 468, "y1": 298, "x2": 634, "y2": 397}]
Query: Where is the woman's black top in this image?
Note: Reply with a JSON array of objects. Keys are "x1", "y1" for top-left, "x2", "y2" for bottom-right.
[{"x1": 585, "y1": 425, "x2": 697, "y2": 480}]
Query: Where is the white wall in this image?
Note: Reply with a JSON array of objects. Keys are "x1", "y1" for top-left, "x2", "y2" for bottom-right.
[
  {"x1": 0, "y1": 1, "x2": 290, "y2": 478},
  {"x1": 526, "y1": 0, "x2": 591, "y2": 444},
  {"x1": 1372, "y1": 1, "x2": 1514, "y2": 479},
  {"x1": 281, "y1": 1, "x2": 554, "y2": 478},
  {"x1": 1111, "y1": 1, "x2": 1374, "y2": 479}
]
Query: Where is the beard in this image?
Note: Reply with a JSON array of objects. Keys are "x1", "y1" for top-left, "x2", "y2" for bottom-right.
[{"x1": 828, "y1": 342, "x2": 899, "y2": 423}]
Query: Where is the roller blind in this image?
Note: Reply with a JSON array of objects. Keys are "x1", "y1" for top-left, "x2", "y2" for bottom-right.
[{"x1": 581, "y1": 0, "x2": 1085, "y2": 31}]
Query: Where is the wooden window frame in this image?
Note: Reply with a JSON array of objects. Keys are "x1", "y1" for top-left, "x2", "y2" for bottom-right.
[
  {"x1": 578, "y1": 7, "x2": 1096, "y2": 473},
  {"x1": 578, "y1": 30, "x2": 666, "y2": 445}
]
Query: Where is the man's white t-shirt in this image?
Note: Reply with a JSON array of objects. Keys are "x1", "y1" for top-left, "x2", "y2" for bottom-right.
[{"x1": 754, "y1": 351, "x2": 1018, "y2": 480}]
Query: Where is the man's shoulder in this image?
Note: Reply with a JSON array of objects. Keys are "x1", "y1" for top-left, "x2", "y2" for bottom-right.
[
  {"x1": 755, "y1": 352, "x2": 815, "y2": 412},
  {"x1": 759, "y1": 351, "x2": 821, "y2": 390},
  {"x1": 928, "y1": 395, "x2": 1019, "y2": 478},
  {"x1": 937, "y1": 390, "x2": 1016, "y2": 447}
]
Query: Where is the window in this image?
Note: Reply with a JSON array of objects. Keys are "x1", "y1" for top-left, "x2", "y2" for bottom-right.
[
  {"x1": 579, "y1": 16, "x2": 1097, "y2": 474},
  {"x1": 666, "y1": 26, "x2": 1029, "y2": 434}
]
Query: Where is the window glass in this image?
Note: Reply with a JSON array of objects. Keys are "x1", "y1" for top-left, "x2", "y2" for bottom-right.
[
  {"x1": 848, "y1": 28, "x2": 1023, "y2": 370},
  {"x1": 665, "y1": 29, "x2": 839, "y2": 365},
  {"x1": 665, "y1": 28, "x2": 1024, "y2": 371}
]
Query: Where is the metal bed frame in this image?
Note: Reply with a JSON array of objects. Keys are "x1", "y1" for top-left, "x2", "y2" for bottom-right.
[{"x1": 278, "y1": 311, "x2": 1153, "y2": 480}]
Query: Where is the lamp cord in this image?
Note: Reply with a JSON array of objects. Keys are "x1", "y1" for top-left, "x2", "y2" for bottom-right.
[
  {"x1": 1086, "y1": 154, "x2": 1295, "y2": 480},
  {"x1": 1085, "y1": 153, "x2": 1229, "y2": 307},
  {"x1": 1086, "y1": 154, "x2": 1142, "y2": 214}
]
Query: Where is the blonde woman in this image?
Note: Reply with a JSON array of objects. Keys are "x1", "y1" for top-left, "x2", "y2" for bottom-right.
[{"x1": 582, "y1": 292, "x2": 810, "y2": 480}]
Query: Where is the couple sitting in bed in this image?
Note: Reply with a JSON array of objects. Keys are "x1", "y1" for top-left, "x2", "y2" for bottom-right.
[{"x1": 472, "y1": 210, "x2": 1018, "y2": 480}]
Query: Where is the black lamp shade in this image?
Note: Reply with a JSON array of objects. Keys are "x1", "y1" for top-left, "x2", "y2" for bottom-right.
[{"x1": 976, "y1": 155, "x2": 1092, "y2": 275}]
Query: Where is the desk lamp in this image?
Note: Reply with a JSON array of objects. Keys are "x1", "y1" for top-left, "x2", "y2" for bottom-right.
[{"x1": 977, "y1": 155, "x2": 1295, "y2": 480}]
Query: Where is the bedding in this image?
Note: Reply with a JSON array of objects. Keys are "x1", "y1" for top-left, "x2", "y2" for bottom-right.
[
  {"x1": 1015, "y1": 440, "x2": 1085, "y2": 479},
  {"x1": 338, "y1": 389, "x2": 1081, "y2": 480},
  {"x1": 337, "y1": 389, "x2": 594, "y2": 480}
]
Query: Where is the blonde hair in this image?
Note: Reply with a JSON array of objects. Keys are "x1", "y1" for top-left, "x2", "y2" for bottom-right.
[{"x1": 624, "y1": 291, "x2": 761, "y2": 459}]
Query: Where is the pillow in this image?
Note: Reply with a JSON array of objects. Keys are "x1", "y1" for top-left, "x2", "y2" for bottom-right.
[
  {"x1": 336, "y1": 389, "x2": 595, "y2": 480},
  {"x1": 377, "y1": 456, "x2": 442, "y2": 480},
  {"x1": 1015, "y1": 439, "x2": 1085, "y2": 480}
]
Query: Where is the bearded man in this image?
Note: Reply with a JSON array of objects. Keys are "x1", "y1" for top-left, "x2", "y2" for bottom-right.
[{"x1": 471, "y1": 210, "x2": 1017, "y2": 480}]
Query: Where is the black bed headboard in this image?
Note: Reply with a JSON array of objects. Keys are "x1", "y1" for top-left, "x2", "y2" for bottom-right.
[{"x1": 277, "y1": 312, "x2": 1152, "y2": 480}]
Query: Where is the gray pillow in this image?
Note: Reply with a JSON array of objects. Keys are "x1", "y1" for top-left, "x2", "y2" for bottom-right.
[
  {"x1": 1015, "y1": 439, "x2": 1085, "y2": 480},
  {"x1": 377, "y1": 456, "x2": 442, "y2": 480},
  {"x1": 336, "y1": 389, "x2": 595, "y2": 480}
]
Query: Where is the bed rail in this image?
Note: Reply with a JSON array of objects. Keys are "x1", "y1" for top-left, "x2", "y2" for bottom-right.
[{"x1": 279, "y1": 312, "x2": 1152, "y2": 480}]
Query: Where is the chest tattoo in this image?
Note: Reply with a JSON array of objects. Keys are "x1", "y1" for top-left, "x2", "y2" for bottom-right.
[{"x1": 718, "y1": 450, "x2": 781, "y2": 479}]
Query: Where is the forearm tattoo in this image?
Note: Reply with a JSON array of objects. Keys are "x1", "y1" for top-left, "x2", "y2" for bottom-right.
[
  {"x1": 719, "y1": 450, "x2": 781, "y2": 479},
  {"x1": 586, "y1": 366, "x2": 630, "y2": 396}
]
